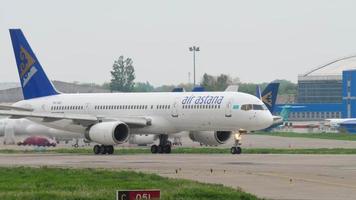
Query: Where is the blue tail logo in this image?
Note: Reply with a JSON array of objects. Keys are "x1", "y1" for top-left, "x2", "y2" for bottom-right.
[
  {"x1": 262, "y1": 91, "x2": 273, "y2": 106},
  {"x1": 19, "y1": 46, "x2": 37, "y2": 86},
  {"x1": 10, "y1": 29, "x2": 59, "y2": 100},
  {"x1": 260, "y1": 82, "x2": 279, "y2": 113}
]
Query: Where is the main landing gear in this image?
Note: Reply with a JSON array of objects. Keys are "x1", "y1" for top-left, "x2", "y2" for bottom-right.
[
  {"x1": 231, "y1": 130, "x2": 246, "y2": 154},
  {"x1": 93, "y1": 145, "x2": 114, "y2": 155},
  {"x1": 151, "y1": 134, "x2": 171, "y2": 154}
]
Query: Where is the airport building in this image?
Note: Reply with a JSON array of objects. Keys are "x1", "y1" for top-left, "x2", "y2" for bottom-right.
[{"x1": 274, "y1": 55, "x2": 356, "y2": 121}]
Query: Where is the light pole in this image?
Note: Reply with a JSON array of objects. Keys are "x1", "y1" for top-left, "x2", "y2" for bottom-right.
[{"x1": 189, "y1": 46, "x2": 200, "y2": 86}]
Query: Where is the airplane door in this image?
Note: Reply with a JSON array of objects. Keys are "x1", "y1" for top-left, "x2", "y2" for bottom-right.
[
  {"x1": 85, "y1": 103, "x2": 91, "y2": 114},
  {"x1": 171, "y1": 98, "x2": 179, "y2": 118},
  {"x1": 225, "y1": 99, "x2": 232, "y2": 117}
]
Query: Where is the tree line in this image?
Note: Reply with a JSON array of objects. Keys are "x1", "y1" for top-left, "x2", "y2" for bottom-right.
[{"x1": 95, "y1": 56, "x2": 298, "y2": 96}]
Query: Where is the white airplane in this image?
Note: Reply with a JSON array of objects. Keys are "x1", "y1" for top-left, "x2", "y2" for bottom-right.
[
  {"x1": 0, "y1": 29, "x2": 273, "y2": 155},
  {"x1": 324, "y1": 118, "x2": 356, "y2": 129}
]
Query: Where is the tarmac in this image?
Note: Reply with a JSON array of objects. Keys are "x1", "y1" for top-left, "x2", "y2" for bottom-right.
[
  {"x1": 0, "y1": 153, "x2": 356, "y2": 200},
  {"x1": 1, "y1": 134, "x2": 356, "y2": 200}
]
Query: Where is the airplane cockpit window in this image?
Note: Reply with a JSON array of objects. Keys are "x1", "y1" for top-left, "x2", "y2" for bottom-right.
[
  {"x1": 241, "y1": 104, "x2": 252, "y2": 111},
  {"x1": 252, "y1": 104, "x2": 264, "y2": 110},
  {"x1": 241, "y1": 104, "x2": 267, "y2": 111}
]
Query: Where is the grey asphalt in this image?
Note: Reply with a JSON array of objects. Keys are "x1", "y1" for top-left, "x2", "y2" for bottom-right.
[{"x1": 0, "y1": 153, "x2": 355, "y2": 200}]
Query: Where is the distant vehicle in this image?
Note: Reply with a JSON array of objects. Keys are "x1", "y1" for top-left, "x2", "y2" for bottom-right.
[{"x1": 17, "y1": 136, "x2": 56, "y2": 147}]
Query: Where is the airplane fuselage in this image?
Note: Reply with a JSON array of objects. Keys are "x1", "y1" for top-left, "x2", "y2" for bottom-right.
[{"x1": 13, "y1": 91, "x2": 273, "y2": 136}]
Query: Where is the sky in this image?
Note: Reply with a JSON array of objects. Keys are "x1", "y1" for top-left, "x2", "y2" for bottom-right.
[{"x1": 1, "y1": 0, "x2": 356, "y2": 86}]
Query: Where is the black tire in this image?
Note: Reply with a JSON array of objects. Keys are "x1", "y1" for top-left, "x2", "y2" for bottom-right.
[
  {"x1": 106, "y1": 146, "x2": 114, "y2": 155},
  {"x1": 157, "y1": 145, "x2": 163, "y2": 154},
  {"x1": 100, "y1": 145, "x2": 106, "y2": 154},
  {"x1": 151, "y1": 145, "x2": 158, "y2": 154},
  {"x1": 236, "y1": 147, "x2": 242, "y2": 154},
  {"x1": 230, "y1": 147, "x2": 237, "y2": 154},
  {"x1": 93, "y1": 145, "x2": 100, "y2": 154},
  {"x1": 164, "y1": 145, "x2": 171, "y2": 154}
]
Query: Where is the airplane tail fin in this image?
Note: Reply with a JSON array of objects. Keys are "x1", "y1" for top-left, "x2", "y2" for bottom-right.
[
  {"x1": 9, "y1": 29, "x2": 59, "y2": 100},
  {"x1": 261, "y1": 82, "x2": 279, "y2": 113}
]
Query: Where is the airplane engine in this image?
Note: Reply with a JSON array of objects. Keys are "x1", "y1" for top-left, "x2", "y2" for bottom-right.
[
  {"x1": 189, "y1": 131, "x2": 232, "y2": 146},
  {"x1": 85, "y1": 121, "x2": 129, "y2": 145}
]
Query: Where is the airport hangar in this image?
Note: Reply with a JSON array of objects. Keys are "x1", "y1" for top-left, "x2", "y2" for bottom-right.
[{"x1": 273, "y1": 55, "x2": 356, "y2": 131}]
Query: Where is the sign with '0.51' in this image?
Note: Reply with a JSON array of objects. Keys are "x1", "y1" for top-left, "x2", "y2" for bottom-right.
[{"x1": 117, "y1": 190, "x2": 160, "y2": 200}]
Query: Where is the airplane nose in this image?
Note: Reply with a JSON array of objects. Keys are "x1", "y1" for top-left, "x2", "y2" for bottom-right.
[
  {"x1": 265, "y1": 112, "x2": 274, "y2": 128},
  {"x1": 258, "y1": 111, "x2": 273, "y2": 130}
]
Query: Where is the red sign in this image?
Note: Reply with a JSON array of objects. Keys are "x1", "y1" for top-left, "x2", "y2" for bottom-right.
[{"x1": 117, "y1": 190, "x2": 160, "y2": 200}]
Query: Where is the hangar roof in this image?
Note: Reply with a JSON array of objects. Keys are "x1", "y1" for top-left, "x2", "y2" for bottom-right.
[{"x1": 301, "y1": 55, "x2": 356, "y2": 77}]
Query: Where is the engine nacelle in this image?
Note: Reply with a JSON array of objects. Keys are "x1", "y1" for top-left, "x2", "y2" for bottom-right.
[
  {"x1": 85, "y1": 121, "x2": 129, "y2": 145},
  {"x1": 128, "y1": 134, "x2": 156, "y2": 145},
  {"x1": 189, "y1": 131, "x2": 232, "y2": 146}
]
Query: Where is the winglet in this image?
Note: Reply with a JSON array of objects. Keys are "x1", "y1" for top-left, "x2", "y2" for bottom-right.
[{"x1": 9, "y1": 29, "x2": 59, "y2": 100}]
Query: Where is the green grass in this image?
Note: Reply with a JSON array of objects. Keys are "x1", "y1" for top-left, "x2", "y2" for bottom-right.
[
  {"x1": 2, "y1": 147, "x2": 356, "y2": 154},
  {"x1": 254, "y1": 131, "x2": 356, "y2": 141},
  {"x1": 0, "y1": 167, "x2": 260, "y2": 200}
]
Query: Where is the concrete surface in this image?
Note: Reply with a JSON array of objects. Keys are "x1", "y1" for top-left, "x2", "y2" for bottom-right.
[
  {"x1": 0, "y1": 153, "x2": 355, "y2": 200},
  {"x1": 176, "y1": 134, "x2": 356, "y2": 149},
  {"x1": 2, "y1": 134, "x2": 356, "y2": 149}
]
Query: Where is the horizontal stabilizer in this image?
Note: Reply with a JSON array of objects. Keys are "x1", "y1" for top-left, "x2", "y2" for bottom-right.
[{"x1": 0, "y1": 105, "x2": 33, "y2": 111}]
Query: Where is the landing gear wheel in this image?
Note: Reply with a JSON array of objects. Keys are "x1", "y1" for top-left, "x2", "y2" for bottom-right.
[
  {"x1": 151, "y1": 145, "x2": 158, "y2": 154},
  {"x1": 93, "y1": 145, "x2": 100, "y2": 154},
  {"x1": 230, "y1": 147, "x2": 237, "y2": 154},
  {"x1": 231, "y1": 147, "x2": 242, "y2": 154},
  {"x1": 163, "y1": 145, "x2": 171, "y2": 153},
  {"x1": 236, "y1": 147, "x2": 242, "y2": 154},
  {"x1": 157, "y1": 134, "x2": 172, "y2": 154},
  {"x1": 157, "y1": 145, "x2": 163, "y2": 154},
  {"x1": 106, "y1": 145, "x2": 114, "y2": 155},
  {"x1": 100, "y1": 145, "x2": 107, "y2": 154}
]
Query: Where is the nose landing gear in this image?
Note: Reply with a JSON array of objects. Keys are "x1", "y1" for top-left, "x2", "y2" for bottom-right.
[
  {"x1": 231, "y1": 129, "x2": 246, "y2": 154},
  {"x1": 151, "y1": 134, "x2": 171, "y2": 154}
]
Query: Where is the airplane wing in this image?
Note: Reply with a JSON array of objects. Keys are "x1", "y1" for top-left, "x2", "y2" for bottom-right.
[{"x1": 0, "y1": 109, "x2": 151, "y2": 128}]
